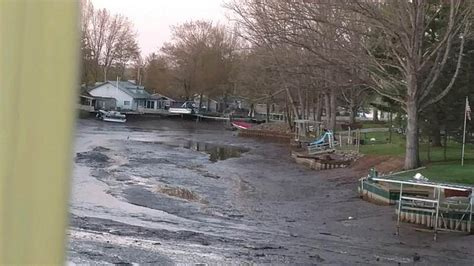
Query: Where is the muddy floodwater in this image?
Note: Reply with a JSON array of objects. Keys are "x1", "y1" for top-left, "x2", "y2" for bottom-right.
[{"x1": 69, "y1": 118, "x2": 474, "y2": 264}]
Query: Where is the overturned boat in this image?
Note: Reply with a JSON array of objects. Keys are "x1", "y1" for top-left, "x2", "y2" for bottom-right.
[{"x1": 96, "y1": 110, "x2": 126, "y2": 123}]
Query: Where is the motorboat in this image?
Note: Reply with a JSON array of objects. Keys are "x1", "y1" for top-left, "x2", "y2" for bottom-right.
[
  {"x1": 169, "y1": 101, "x2": 197, "y2": 114},
  {"x1": 96, "y1": 110, "x2": 126, "y2": 123}
]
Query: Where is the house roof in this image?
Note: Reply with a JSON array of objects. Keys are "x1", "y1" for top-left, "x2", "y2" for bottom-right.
[
  {"x1": 79, "y1": 85, "x2": 93, "y2": 97},
  {"x1": 91, "y1": 81, "x2": 151, "y2": 99},
  {"x1": 80, "y1": 89, "x2": 93, "y2": 98},
  {"x1": 151, "y1": 93, "x2": 174, "y2": 101}
]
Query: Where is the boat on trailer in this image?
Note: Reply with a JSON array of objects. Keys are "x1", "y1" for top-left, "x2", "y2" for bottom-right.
[{"x1": 96, "y1": 110, "x2": 126, "y2": 123}]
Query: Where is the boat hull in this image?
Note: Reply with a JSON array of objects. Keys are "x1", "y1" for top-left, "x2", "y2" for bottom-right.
[
  {"x1": 169, "y1": 107, "x2": 193, "y2": 114},
  {"x1": 102, "y1": 117, "x2": 126, "y2": 123},
  {"x1": 231, "y1": 121, "x2": 252, "y2": 130}
]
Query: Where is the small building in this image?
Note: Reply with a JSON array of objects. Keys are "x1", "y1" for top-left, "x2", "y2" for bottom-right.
[
  {"x1": 149, "y1": 93, "x2": 174, "y2": 110},
  {"x1": 137, "y1": 93, "x2": 175, "y2": 114},
  {"x1": 78, "y1": 87, "x2": 116, "y2": 115},
  {"x1": 88, "y1": 81, "x2": 151, "y2": 111},
  {"x1": 78, "y1": 90, "x2": 95, "y2": 112}
]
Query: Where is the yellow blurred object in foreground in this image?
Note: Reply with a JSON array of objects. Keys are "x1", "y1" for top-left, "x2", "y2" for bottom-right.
[{"x1": 0, "y1": 0, "x2": 78, "y2": 263}]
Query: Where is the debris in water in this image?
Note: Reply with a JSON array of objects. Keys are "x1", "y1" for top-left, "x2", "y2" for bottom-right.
[
  {"x1": 228, "y1": 214, "x2": 244, "y2": 218},
  {"x1": 92, "y1": 146, "x2": 111, "y2": 152},
  {"x1": 155, "y1": 185, "x2": 204, "y2": 203},
  {"x1": 75, "y1": 147, "x2": 111, "y2": 168},
  {"x1": 319, "y1": 232, "x2": 332, "y2": 236},
  {"x1": 309, "y1": 254, "x2": 325, "y2": 262},
  {"x1": 414, "y1": 173, "x2": 428, "y2": 181},
  {"x1": 136, "y1": 139, "x2": 248, "y2": 162},
  {"x1": 413, "y1": 253, "x2": 421, "y2": 262}
]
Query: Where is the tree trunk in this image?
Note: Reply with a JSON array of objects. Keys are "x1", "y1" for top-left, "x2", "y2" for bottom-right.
[
  {"x1": 431, "y1": 122, "x2": 442, "y2": 147},
  {"x1": 427, "y1": 136, "x2": 431, "y2": 163},
  {"x1": 198, "y1": 93, "x2": 203, "y2": 111},
  {"x1": 443, "y1": 129, "x2": 448, "y2": 161},
  {"x1": 373, "y1": 108, "x2": 379, "y2": 122},
  {"x1": 297, "y1": 87, "x2": 305, "y2": 120},
  {"x1": 324, "y1": 93, "x2": 331, "y2": 128},
  {"x1": 222, "y1": 93, "x2": 228, "y2": 113},
  {"x1": 285, "y1": 87, "x2": 300, "y2": 120},
  {"x1": 329, "y1": 89, "x2": 337, "y2": 131},
  {"x1": 349, "y1": 106, "x2": 356, "y2": 124},
  {"x1": 285, "y1": 96, "x2": 293, "y2": 130},
  {"x1": 389, "y1": 112, "x2": 393, "y2": 143},
  {"x1": 405, "y1": 100, "x2": 420, "y2": 169},
  {"x1": 305, "y1": 88, "x2": 314, "y2": 120},
  {"x1": 315, "y1": 95, "x2": 322, "y2": 122},
  {"x1": 266, "y1": 100, "x2": 270, "y2": 123},
  {"x1": 312, "y1": 101, "x2": 316, "y2": 121}
]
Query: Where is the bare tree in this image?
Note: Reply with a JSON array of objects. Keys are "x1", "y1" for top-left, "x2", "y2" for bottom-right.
[
  {"x1": 234, "y1": 47, "x2": 285, "y2": 120},
  {"x1": 161, "y1": 21, "x2": 241, "y2": 103},
  {"x1": 143, "y1": 53, "x2": 174, "y2": 96},
  {"x1": 80, "y1": 1, "x2": 140, "y2": 83},
  {"x1": 226, "y1": 0, "x2": 360, "y2": 131},
  {"x1": 227, "y1": 0, "x2": 473, "y2": 169},
  {"x1": 349, "y1": 1, "x2": 472, "y2": 169}
]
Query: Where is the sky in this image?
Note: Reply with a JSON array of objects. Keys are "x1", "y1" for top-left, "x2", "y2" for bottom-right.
[{"x1": 91, "y1": 0, "x2": 229, "y2": 57}]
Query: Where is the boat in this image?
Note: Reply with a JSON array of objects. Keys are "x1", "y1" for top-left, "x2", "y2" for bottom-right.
[
  {"x1": 96, "y1": 110, "x2": 126, "y2": 123},
  {"x1": 231, "y1": 121, "x2": 253, "y2": 130},
  {"x1": 169, "y1": 101, "x2": 197, "y2": 114}
]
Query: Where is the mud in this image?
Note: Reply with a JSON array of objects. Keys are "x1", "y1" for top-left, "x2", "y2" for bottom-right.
[
  {"x1": 69, "y1": 118, "x2": 474, "y2": 264},
  {"x1": 155, "y1": 185, "x2": 203, "y2": 202}
]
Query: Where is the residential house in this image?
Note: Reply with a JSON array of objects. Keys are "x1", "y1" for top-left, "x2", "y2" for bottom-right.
[
  {"x1": 146, "y1": 93, "x2": 175, "y2": 110},
  {"x1": 78, "y1": 86, "x2": 116, "y2": 111},
  {"x1": 88, "y1": 81, "x2": 151, "y2": 111},
  {"x1": 78, "y1": 89, "x2": 95, "y2": 112}
]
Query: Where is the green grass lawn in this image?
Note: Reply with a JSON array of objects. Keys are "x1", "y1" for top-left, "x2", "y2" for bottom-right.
[
  {"x1": 393, "y1": 161, "x2": 474, "y2": 185},
  {"x1": 360, "y1": 121, "x2": 389, "y2": 128},
  {"x1": 358, "y1": 131, "x2": 474, "y2": 185},
  {"x1": 359, "y1": 132, "x2": 406, "y2": 156},
  {"x1": 359, "y1": 131, "x2": 474, "y2": 162}
]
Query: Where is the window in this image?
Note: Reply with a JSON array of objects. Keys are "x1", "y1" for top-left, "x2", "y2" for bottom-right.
[
  {"x1": 146, "y1": 101, "x2": 155, "y2": 109},
  {"x1": 124, "y1": 101, "x2": 130, "y2": 106}
]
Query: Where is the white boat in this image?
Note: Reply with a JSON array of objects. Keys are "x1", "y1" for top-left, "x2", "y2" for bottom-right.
[
  {"x1": 169, "y1": 101, "x2": 196, "y2": 114},
  {"x1": 96, "y1": 110, "x2": 126, "y2": 123}
]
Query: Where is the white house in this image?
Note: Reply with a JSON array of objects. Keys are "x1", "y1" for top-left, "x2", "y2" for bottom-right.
[
  {"x1": 149, "y1": 93, "x2": 174, "y2": 109},
  {"x1": 133, "y1": 93, "x2": 176, "y2": 114},
  {"x1": 88, "y1": 81, "x2": 151, "y2": 111}
]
